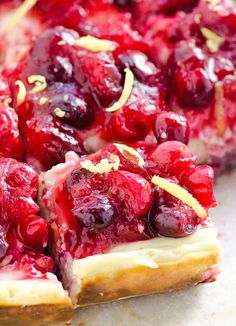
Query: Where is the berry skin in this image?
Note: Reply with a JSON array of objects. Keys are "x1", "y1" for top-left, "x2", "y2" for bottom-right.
[
  {"x1": 148, "y1": 201, "x2": 198, "y2": 238},
  {"x1": 73, "y1": 194, "x2": 117, "y2": 230},
  {"x1": 50, "y1": 89, "x2": 94, "y2": 129},
  {"x1": 154, "y1": 111, "x2": 190, "y2": 144},
  {"x1": 173, "y1": 67, "x2": 214, "y2": 108},
  {"x1": 181, "y1": 165, "x2": 216, "y2": 208},
  {"x1": 18, "y1": 215, "x2": 48, "y2": 251},
  {"x1": 146, "y1": 141, "x2": 196, "y2": 176},
  {"x1": 0, "y1": 105, "x2": 23, "y2": 160},
  {"x1": 72, "y1": 50, "x2": 122, "y2": 107}
]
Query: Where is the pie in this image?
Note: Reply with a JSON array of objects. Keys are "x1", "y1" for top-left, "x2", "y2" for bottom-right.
[{"x1": 0, "y1": 0, "x2": 227, "y2": 324}]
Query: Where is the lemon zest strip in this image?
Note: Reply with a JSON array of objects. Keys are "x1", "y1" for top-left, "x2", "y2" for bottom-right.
[{"x1": 151, "y1": 175, "x2": 207, "y2": 218}]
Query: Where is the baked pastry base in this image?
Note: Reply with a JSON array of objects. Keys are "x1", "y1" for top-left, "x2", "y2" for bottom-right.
[
  {"x1": 0, "y1": 277, "x2": 73, "y2": 326},
  {"x1": 63, "y1": 227, "x2": 221, "y2": 306}
]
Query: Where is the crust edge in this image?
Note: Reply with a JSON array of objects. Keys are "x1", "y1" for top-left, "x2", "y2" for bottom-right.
[
  {"x1": 64, "y1": 228, "x2": 221, "y2": 306},
  {"x1": 0, "y1": 278, "x2": 73, "y2": 325},
  {"x1": 76, "y1": 251, "x2": 220, "y2": 306},
  {"x1": 0, "y1": 304, "x2": 74, "y2": 326}
]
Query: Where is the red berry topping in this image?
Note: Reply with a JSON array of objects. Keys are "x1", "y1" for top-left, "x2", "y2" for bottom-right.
[
  {"x1": 0, "y1": 157, "x2": 49, "y2": 265},
  {"x1": 42, "y1": 140, "x2": 215, "y2": 259},
  {"x1": 181, "y1": 165, "x2": 216, "y2": 208},
  {"x1": 72, "y1": 50, "x2": 122, "y2": 107},
  {"x1": 0, "y1": 105, "x2": 24, "y2": 160},
  {"x1": 173, "y1": 67, "x2": 214, "y2": 108},
  {"x1": 18, "y1": 215, "x2": 48, "y2": 250},
  {"x1": 154, "y1": 111, "x2": 190, "y2": 144},
  {"x1": 50, "y1": 87, "x2": 94, "y2": 129},
  {"x1": 146, "y1": 141, "x2": 196, "y2": 175},
  {"x1": 74, "y1": 194, "x2": 117, "y2": 230},
  {"x1": 148, "y1": 201, "x2": 198, "y2": 238}
]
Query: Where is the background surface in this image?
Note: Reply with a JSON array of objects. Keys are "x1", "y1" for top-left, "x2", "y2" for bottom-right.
[{"x1": 70, "y1": 171, "x2": 236, "y2": 326}]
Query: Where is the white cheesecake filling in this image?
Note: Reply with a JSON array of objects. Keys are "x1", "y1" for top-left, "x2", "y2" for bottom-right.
[
  {"x1": 0, "y1": 277, "x2": 71, "y2": 306},
  {"x1": 64, "y1": 227, "x2": 221, "y2": 303}
]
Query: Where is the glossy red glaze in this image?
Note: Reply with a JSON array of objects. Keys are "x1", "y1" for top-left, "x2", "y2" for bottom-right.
[
  {"x1": 0, "y1": 157, "x2": 51, "y2": 277},
  {"x1": 42, "y1": 142, "x2": 215, "y2": 259}
]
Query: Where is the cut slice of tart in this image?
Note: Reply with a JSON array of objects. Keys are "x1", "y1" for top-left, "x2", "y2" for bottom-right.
[
  {"x1": 0, "y1": 156, "x2": 72, "y2": 325},
  {"x1": 39, "y1": 142, "x2": 221, "y2": 306}
]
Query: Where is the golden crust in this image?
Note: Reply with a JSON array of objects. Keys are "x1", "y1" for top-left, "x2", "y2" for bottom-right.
[
  {"x1": 0, "y1": 278, "x2": 73, "y2": 325},
  {"x1": 76, "y1": 250, "x2": 219, "y2": 306},
  {"x1": 0, "y1": 304, "x2": 73, "y2": 326},
  {"x1": 64, "y1": 228, "x2": 221, "y2": 306}
]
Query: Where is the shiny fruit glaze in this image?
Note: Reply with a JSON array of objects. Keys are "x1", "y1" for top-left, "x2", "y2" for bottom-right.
[
  {"x1": 0, "y1": 156, "x2": 52, "y2": 277},
  {"x1": 154, "y1": 111, "x2": 190, "y2": 144},
  {"x1": 42, "y1": 142, "x2": 216, "y2": 259},
  {"x1": 2, "y1": 0, "x2": 236, "y2": 172},
  {"x1": 9, "y1": 25, "x2": 166, "y2": 171}
]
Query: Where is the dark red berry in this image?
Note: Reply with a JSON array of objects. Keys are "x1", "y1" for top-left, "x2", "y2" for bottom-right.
[
  {"x1": 174, "y1": 67, "x2": 214, "y2": 108},
  {"x1": 148, "y1": 202, "x2": 198, "y2": 238},
  {"x1": 73, "y1": 194, "x2": 117, "y2": 230},
  {"x1": 50, "y1": 88, "x2": 94, "y2": 129},
  {"x1": 147, "y1": 141, "x2": 196, "y2": 175},
  {"x1": 18, "y1": 215, "x2": 48, "y2": 250},
  {"x1": 0, "y1": 105, "x2": 23, "y2": 160},
  {"x1": 15, "y1": 27, "x2": 78, "y2": 83},
  {"x1": 154, "y1": 111, "x2": 190, "y2": 144},
  {"x1": 72, "y1": 50, "x2": 122, "y2": 107},
  {"x1": 181, "y1": 165, "x2": 216, "y2": 208}
]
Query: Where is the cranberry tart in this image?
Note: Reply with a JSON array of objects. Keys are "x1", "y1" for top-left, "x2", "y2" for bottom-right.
[
  {"x1": 40, "y1": 142, "x2": 221, "y2": 305},
  {"x1": 0, "y1": 156, "x2": 72, "y2": 325},
  {"x1": 4, "y1": 0, "x2": 236, "y2": 173}
]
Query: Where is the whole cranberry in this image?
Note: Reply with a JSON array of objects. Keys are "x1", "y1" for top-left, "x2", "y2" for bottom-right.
[
  {"x1": 18, "y1": 26, "x2": 78, "y2": 83},
  {"x1": 148, "y1": 202, "x2": 198, "y2": 238},
  {"x1": 181, "y1": 165, "x2": 216, "y2": 208},
  {"x1": 174, "y1": 67, "x2": 214, "y2": 108},
  {"x1": 0, "y1": 106, "x2": 23, "y2": 161},
  {"x1": 154, "y1": 111, "x2": 190, "y2": 144},
  {"x1": 115, "y1": 50, "x2": 165, "y2": 87},
  {"x1": 107, "y1": 170, "x2": 153, "y2": 218},
  {"x1": 147, "y1": 141, "x2": 196, "y2": 176},
  {"x1": 74, "y1": 194, "x2": 117, "y2": 230},
  {"x1": 72, "y1": 50, "x2": 122, "y2": 107},
  {"x1": 50, "y1": 90, "x2": 94, "y2": 129},
  {"x1": 18, "y1": 215, "x2": 48, "y2": 250},
  {"x1": 64, "y1": 168, "x2": 94, "y2": 200}
]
